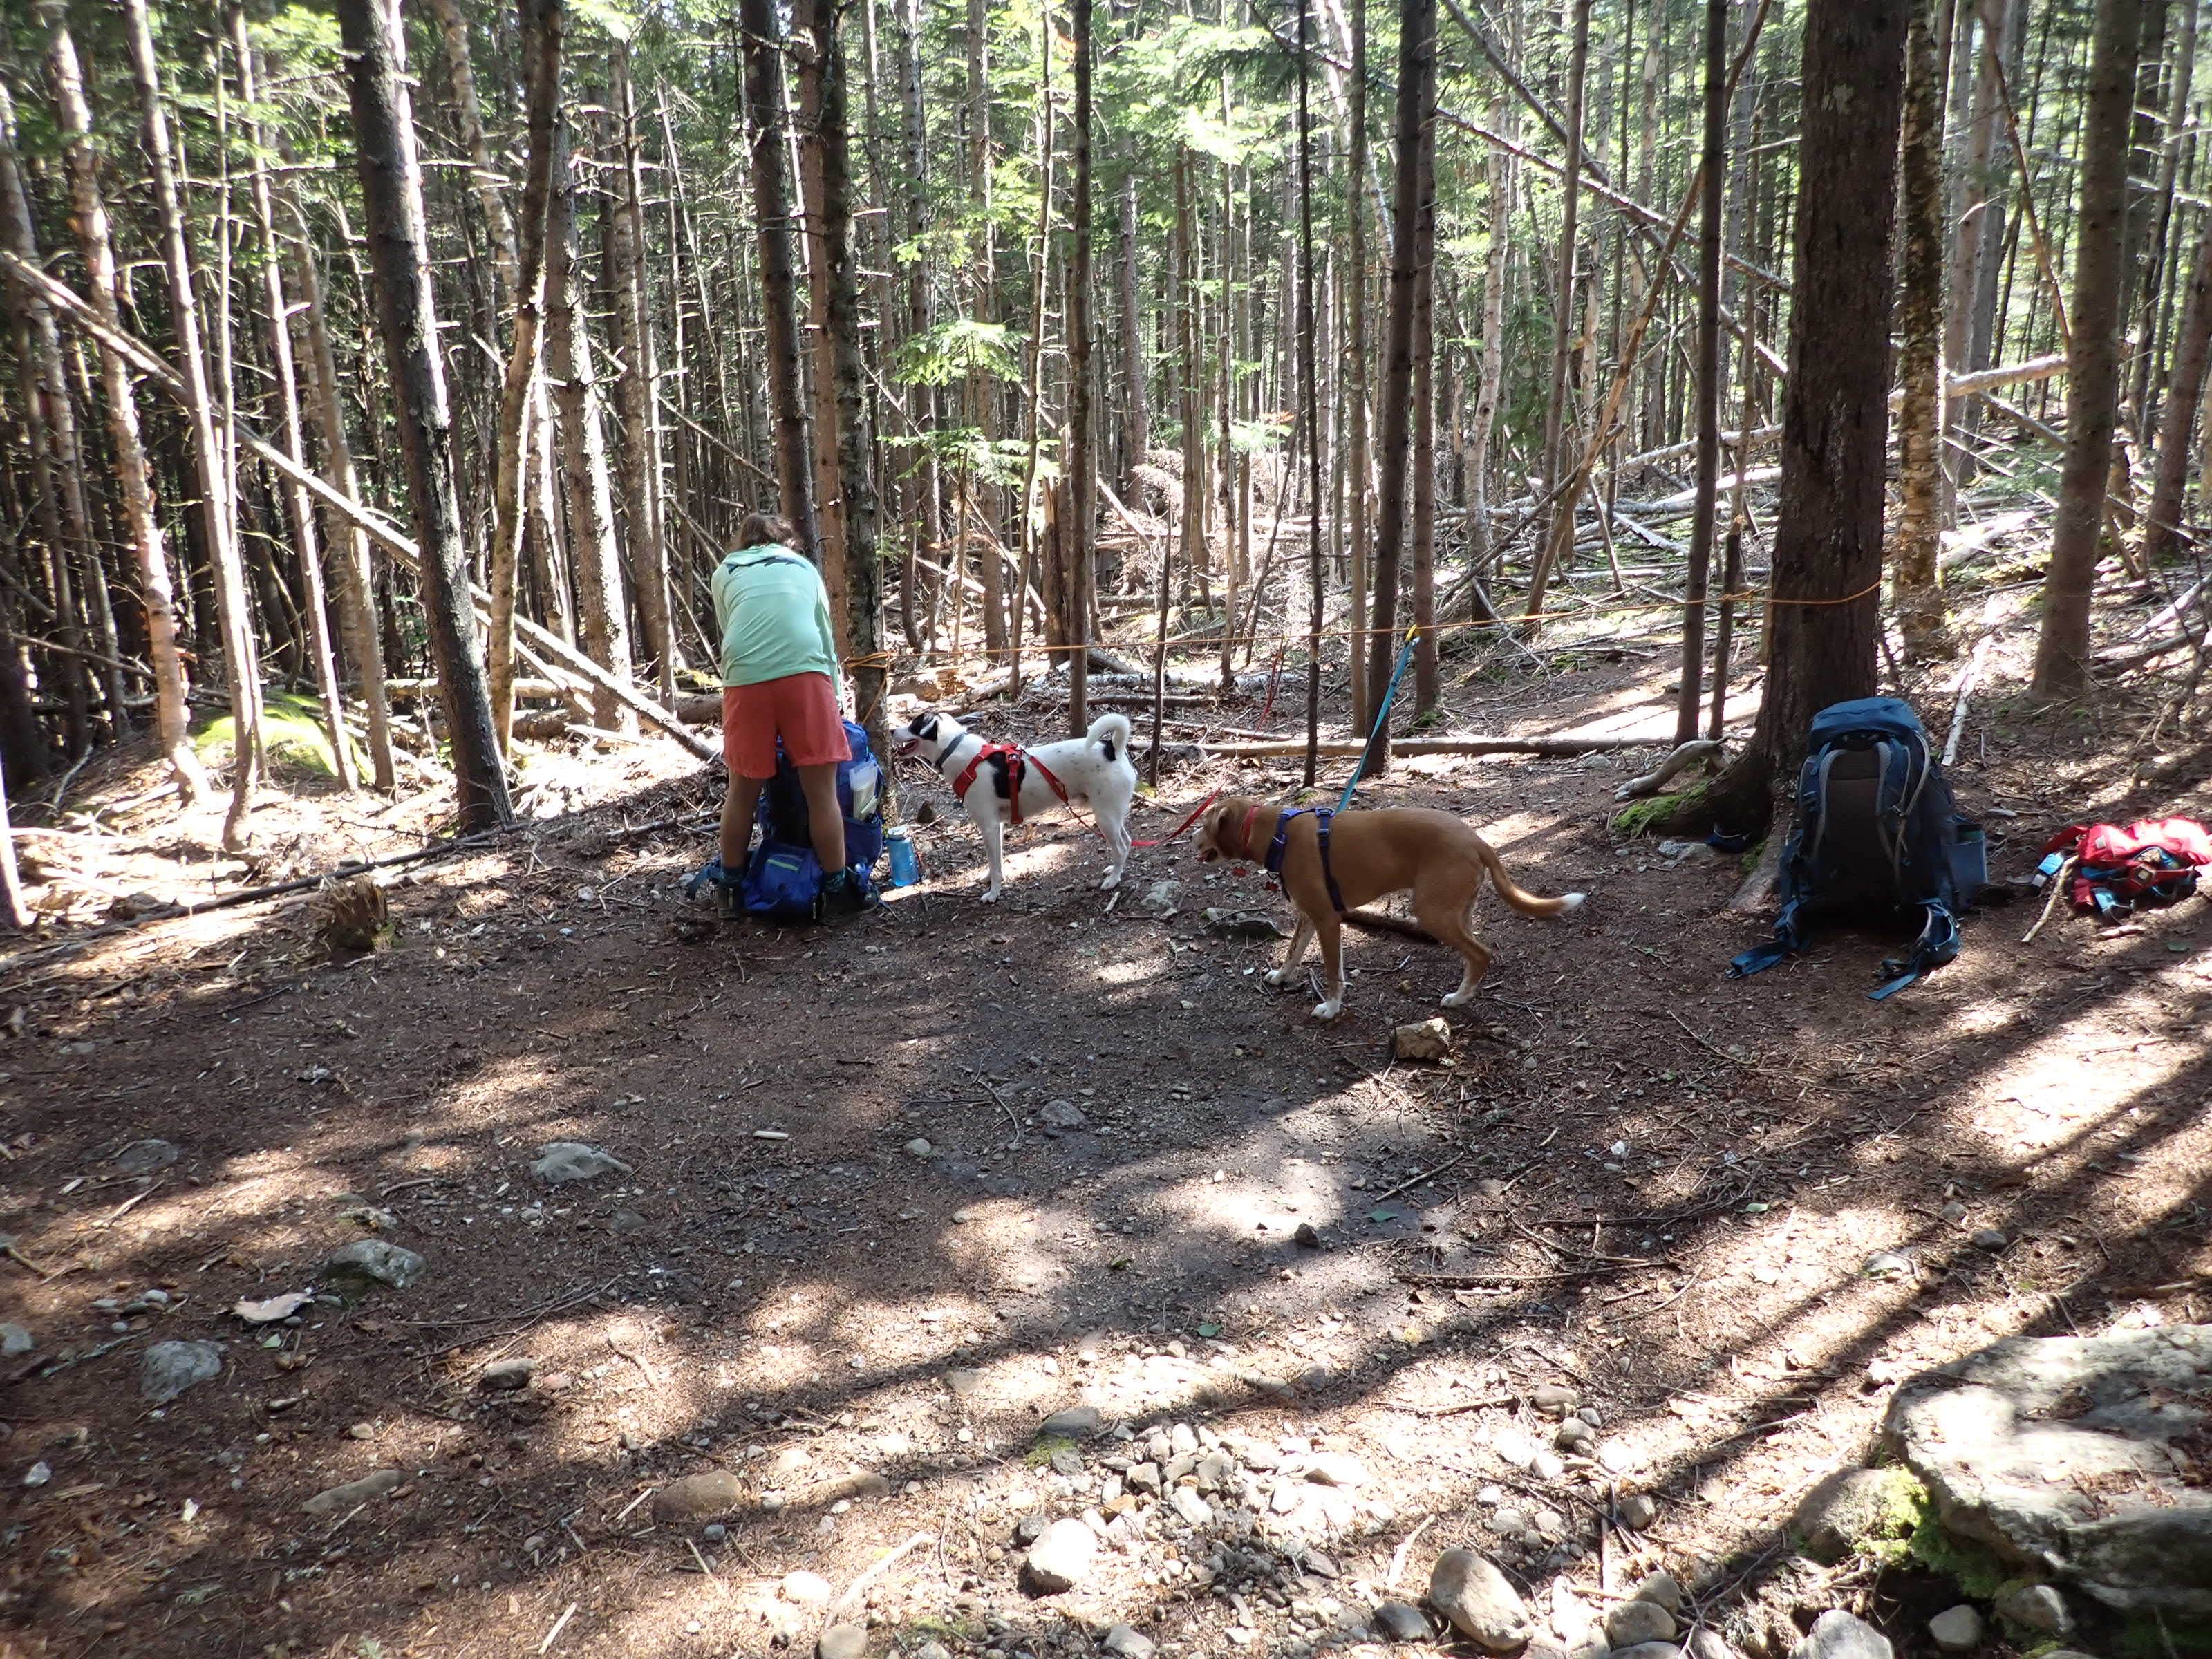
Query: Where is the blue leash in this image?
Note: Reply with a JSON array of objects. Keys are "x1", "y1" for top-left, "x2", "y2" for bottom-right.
[{"x1": 1337, "y1": 626, "x2": 1420, "y2": 813}]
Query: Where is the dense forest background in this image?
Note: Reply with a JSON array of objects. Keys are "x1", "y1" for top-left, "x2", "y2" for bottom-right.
[{"x1": 0, "y1": 0, "x2": 2204, "y2": 868}]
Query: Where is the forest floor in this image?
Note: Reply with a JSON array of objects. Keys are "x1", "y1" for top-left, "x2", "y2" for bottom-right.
[{"x1": 3, "y1": 573, "x2": 2209, "y2": 1659}]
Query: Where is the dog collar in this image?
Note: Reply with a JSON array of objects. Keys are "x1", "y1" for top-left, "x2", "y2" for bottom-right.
[
  {"x1": 1236, "y1": 803, "x2": 1266, "y2": 864},
  {"x1": 933, "y1": 732, "x2": 969, "y2": 770}
]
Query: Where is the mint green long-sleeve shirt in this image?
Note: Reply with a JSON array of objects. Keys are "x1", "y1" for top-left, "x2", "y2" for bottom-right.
[{"x1": 710, "y1": 545, "x2": 839, "y2": 687}]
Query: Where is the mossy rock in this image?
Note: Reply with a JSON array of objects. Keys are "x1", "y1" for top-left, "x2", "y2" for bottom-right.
[
  {"x1": 1907, "y1": 1505, "x2": 2012, "y2": 1599},
  {"x1": 1792, "y1": 1465, "x2": 1929, "y2": 1566},
  {"x1": 194, "y1": 691, "x2": 362, "y2": 782}
]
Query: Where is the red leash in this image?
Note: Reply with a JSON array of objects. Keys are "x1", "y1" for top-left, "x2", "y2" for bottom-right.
[{"x1": 1131, "y1": 788, "x2": 1220, "y2": 850}]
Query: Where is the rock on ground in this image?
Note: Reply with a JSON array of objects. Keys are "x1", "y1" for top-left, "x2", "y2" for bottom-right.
[
  {"x1": 1620, "y1": 1492, "x2": 1659, "y2": 1530},
  {"x1": 1792, "y1": 1467, "x2": 1922, "y2": 1564},
  {"x1": 1373, "y1": 1601, "x2": 1432, "y2": 1643},
  {"x1": 817, "y1": 1625, "x2": 867, "y2": 1659},
  {"x1": 1604, "y1": 1601, "x2": 1677, "y2": 1647},
  {"x1": 531, "y1": 1141, "x2": 632, "y2": 1184},
  {"x1": 1611, "y1": 1644, "x2": 1686, "y2": 1659},
  {"x1": 1790, "y1": 1610, "x2": 1893, "y2": 1659},
  {"x1": 112, "y1": 1138, "x2": 180, "y2": 1174},
  {"x1": 1392, "y1": 1018, "x2": 1452, "y2": 1062},
  {"x1": 1024, "y1": 1517, "x2": 1096, "y2": 1594},
  {"x1": 322, "y1": 1238, "x2": 426, "y2": 1291},
  {"x1": 1, "y1": 1322, "x2": 32, "y2": 1356},
  {"x1": 1429, "y1": 1548, "x2": 1531, "y2": 1652},
  {"x1": 479, "y1": 1358, "x2": 536, "y2": 1391},
  {"x1": 781, "y1": 1570, "x2": 834, "y2": 1605},
  {"x1": 140, "y1": 1340, "x2": 223, "y2": 1404},
  {"x1": 1038, "y1": 1405, "x2": 1103, "y2": 1440},
  {"x1": 653, "y1": 1470, "x2": 743, "y2": 1524},
  {"x1": 1100, "y1": 1625, "x2": 1157, "y2": 1659},
  {"x1": 302, "y1": 1468, "x2": 402, "y2": 1516},
  {"x1": 1884, "y1": 1324, "x2": 2212, "y2": 1614},
  {"x1": 1991, "y1": 1582, "x2": 2072, "y2": 1636},
  {"x1": 1927, "y1": 1605, "x2": 1983, "y2": 1651}
]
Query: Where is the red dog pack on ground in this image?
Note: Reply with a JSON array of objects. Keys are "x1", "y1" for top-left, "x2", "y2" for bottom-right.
[{"x1": 2042, "y1": 817, "x2": 2212, "y2": 917}]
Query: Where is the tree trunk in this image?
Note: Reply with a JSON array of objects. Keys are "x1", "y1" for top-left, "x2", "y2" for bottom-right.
[
  {"x1": 1361, "y1": 0, "x2": 1434, "y2": 779},
  {"x1": 1674, "y1": 0, "x2": 1729, "y2": 741},
  {"x1": 39, "y1": 4, "x2": 201, "y2": 801},
  {"x1": 2135, "y1": 0, "x2": 2199, "y2": 431},
  {"x1": 334, "y1": 0, "x2": 512, "y2": 831},
  {"x1": 1941, "y1": 0, "x2": 2007, "y2": 492},
  {"x1": 279, "y1": 168, "x2": 397, "y2": 790},
  {"x1": 424, "y1": 0, "x2": 518, "y2": 303},
  {"x1": 1119, "y1": 170, "x2": 1150, "y2": 490},
  {"x1": 802, "y1": 0, "x2": 888, "y2": 764},
  {"x1": 1537, "y1": 0, "x2": 1594, "y2": 577},
  {"x1": 2033, "y1": 0, "x2": 2144, "y2": 693},
  {"x1": 2144, "y1": 210, "x2": 2212, "y2": 564},
  {"x1": 484, "y1": 0, "x2": 562, "y2": 747},
  {"x1": 1698, "y1": 0, "x2": 1909, "y2": 827},
  {"x1": 1409, "y1": 70, "x2": 1438, "y2": 718},
  {"x1": 742, "y1": 0, "x2": 821, "y2": 556},
  {"x1": 966, "y1": 0, "x2": 1005, "y2": 653},
  {"x1": 124, "y1": 0, "x2": 261, "y2": 845},
  {"x1": 1300, "y1": 0, "x2": 1327, "y2": 782},
  {"x1": 898, "y1": 0, "x2": 940, "y2": 651},
  {"x1": 796, "y1": 21, "x2": 854, "y2": 656},
  {"x1": 608, "y1": 37, "x2": 677, "y2": 701},
  {"x1": 1895, "y1": 0, "x2": 1953, "y2": 659},
  {"x1": 1069, "y1": 0, "x2": 1096, "y2": 733},
  {"x1": 234, "y1": 9, "x2": 354, "y2": 788},
  {"x1": 1345, "y1": 0, "x2": 1373, "y2": 734},
  {"x1": 543, "y1": 113, "x2": 634, "y2": 726}
]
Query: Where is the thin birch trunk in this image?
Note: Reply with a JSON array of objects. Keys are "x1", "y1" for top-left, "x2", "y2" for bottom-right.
[{"x1": 124, "y1": 0, "x2": 260, "y2": 844}]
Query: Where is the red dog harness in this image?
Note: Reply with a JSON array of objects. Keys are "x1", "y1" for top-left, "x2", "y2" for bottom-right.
[{"x1": 951, "y1": 742, "x2": 1070, "y2": 827}]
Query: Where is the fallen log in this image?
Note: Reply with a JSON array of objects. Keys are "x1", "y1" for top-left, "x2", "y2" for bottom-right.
[
  {"x1": 1200, "y1": 733, "x2": 1669, "y2": 759},
  {"x1": 1614, "y1": 738, "x2": 1723, "y2": 800}
]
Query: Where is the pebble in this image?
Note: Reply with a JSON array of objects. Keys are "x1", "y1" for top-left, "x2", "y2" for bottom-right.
[
  {"x1": 140, "y1": 1340, "x2": 223, "y2": 1404},
  {"x1": 1927, "y1": 1605, "x2": 1983, "y2": 1651},
  {"x1": 652, "y1": 1470, "x2": 742, "y2": 1523},
  {"x1": 348, "y1": 1422, "x2": 375, "y2": 1440},
  {"x1": 1429, "y1": 1548, "x2": 1531, "y2": 1651},
  {"x1": 1024, "y1": 1517, "x2": 1097, "y2": 1593},
  {"x1": 1991, "y1": 1583, "x2": 2070, "y2": 1636},
  {"x1": 322, "y1": 1238, "x2": 426, "y2": 1291},
  {"x1": 1392, "y1": 1018, "x2": 1452, "y2": 1062},
  {"x1": 1555, "y1": 1418, "x2": 1596, "y2": 1451},
  {"x1": 1039, "y1": 1100, "x2": 1089, "y2": 1129},
  {"x1": 24, "y1": 1461, "x2": 52, "y2": 1488},
  {"x1": 302, "y1": 1468, "x2": 402, "y2": 1516},
  {"x1": 1620, "y1": 1492, "x2": 1659, "y2": 1530},
  {"x1": 1101, "y1": 1625, "x2": 1158, "y2": 1659},
  {"x1": 1128, "y1": 1461, "x2": 1163, "y2": 1494},
  {"x1": 1790, "y1": 1609, "x2": 1893, "y2": 1659},
  {"x1": 702, "y1": 1524, "x2": 727, "y2": 1543},
  {"x1": 113, "y1": 1137, "x2": 182, "y2": 1174},
  {"x1": 1305, "y1": 1452, "x2": 1369, "y2": 1487},
  {"x1": 1373, "y1": 1600, "x2": 1432, "y2": 1643},
  {"x1": 1687, "y1": 1631, "x2": 1738, "y2": 1659},
  {"x1": 1971, "y1": 1228, "x2": 2009, "y2": 1251},
  {"x1": 1, "y1": 1323, "x2": 32, "y2": 1357},
  {"x1": 1197, "y1": 1453, "x2": 1236, "y2": 1492},
  {"x1": 1631, "y1": 1571, "x2": 1685, "y2": 1614},
  {"x1": 1293, "y1": 1223, "x2": 1322, "y2": 1248},
  {"x1": 480, "y1": 1358, "x2": 536, "y2": 1391},
  {"x1": 905, "y1": 1138, "x2": 935, "y2": 1159},
  {"x1": 1529, "y1": 1450, "x2": 1567, "y2": 1481},
  {"x1": 1940, "y1": 1201, "x2": 1970, "y2": 1226},
  {"x1": 1862, "y1": 1250, "x2": 1914, "y2": 1280},
  {"x1": 1171, "y1": 1486, "x2": 1215, "y2": 1527},
  {"x1": 1530, "y1": 1384, "x2": 1579, "y2": 1418},
  {"x1": 531, "y1": 1141, "x2": 632, "y2": 1184},
  {"x1": 1605, "y1": 1600, "x2": 1678, "y2": 1648},
  {"x1": 781, "y1": 1570, "x2": 834, "y2": 1605},
  {"x1": 1611, "y1": 1644, "x2": 1687, "y2": 1659},
  {"x1": 817, "y1": 1624, "x2": 868, "y2": 1659},
  {"x1": 1040, "y1": 1405, "x2": 1103, "y2": 1441}
]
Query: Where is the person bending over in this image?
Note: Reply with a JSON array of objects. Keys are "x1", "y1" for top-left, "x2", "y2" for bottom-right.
[{"x1": 710, "y1": 513, "x2": 875, "y2": 916}]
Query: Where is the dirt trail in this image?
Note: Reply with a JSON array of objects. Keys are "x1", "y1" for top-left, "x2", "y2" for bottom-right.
[{"x1": 3, "y1": 648, "x2": 2207, "y2": 1659}]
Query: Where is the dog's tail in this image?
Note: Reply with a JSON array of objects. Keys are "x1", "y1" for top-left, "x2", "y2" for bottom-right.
[
  {"x1": 1475, "y1": 838, "x2": 1586, "y2": 919},
  {"x1": 1086, "y1": 711, "x2": 1134, "y2": 765}
]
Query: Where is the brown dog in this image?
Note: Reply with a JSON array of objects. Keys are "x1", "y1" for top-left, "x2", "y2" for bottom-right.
[{"x1": 1195, "y1": 795, "x2": 1585, "y2": 1021}]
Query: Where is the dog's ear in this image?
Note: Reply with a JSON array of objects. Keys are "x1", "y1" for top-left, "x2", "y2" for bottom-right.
[{"x1": 914, "y1": 713, "x2": 937, "y2": 742}]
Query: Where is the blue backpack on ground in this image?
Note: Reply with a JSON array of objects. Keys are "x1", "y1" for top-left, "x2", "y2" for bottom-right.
[
  {"x1": 740, "y1": 720, "x2": 884, "y2": 922},
  {"x1": 1729, "y1": 696, "x2": 1986, "y2": 999}
]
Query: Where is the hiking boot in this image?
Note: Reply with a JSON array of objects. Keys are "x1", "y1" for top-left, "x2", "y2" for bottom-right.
[{"x1": 820, "y1": 869, "x2": 879, "y2": 917}]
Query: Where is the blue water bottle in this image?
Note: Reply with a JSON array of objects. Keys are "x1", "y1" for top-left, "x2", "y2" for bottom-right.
[{"x1": 886, "y1": 825, "x2": 921, "y2": 889}]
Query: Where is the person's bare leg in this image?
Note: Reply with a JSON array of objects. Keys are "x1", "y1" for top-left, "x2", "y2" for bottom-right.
[
  {"x1": 797, "y1": 763, "x2": 847, "y2": 876},
  {"x1": 720, "y1": 774, "x2": 767, "y2": 870}
]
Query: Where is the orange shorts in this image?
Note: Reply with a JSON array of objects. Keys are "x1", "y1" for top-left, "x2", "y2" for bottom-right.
[{"x1": 721, "y1": 673, "x2": 850, "y2": 778}]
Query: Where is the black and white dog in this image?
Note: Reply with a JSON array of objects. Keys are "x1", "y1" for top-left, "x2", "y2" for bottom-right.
[{"x1": 891, "y1": 710, "x2": 1138, "y2": 901}]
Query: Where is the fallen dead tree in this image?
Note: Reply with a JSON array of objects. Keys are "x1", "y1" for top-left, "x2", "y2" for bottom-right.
[{"x1": 1199, "y1": 732, "x2": 1668, "y2": 759}]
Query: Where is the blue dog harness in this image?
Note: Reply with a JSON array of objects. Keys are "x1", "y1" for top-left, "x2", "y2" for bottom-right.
[{"x1": 1264, "y1": 807, "x2": 1348, "y2": 916}]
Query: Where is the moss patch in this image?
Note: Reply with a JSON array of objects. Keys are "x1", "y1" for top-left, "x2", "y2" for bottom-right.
[
  {"x1": 1024, "y1": 1436, "x2": 1076, "y2": 1469},
  {"x1": 195, "y1": 691, "x2": 361, "y2": 782},
  {"x1": 1612, "y1": 782, "x2": 1709, "y2": 839},
  {"x1": 1906, "y1": 1505, "x2": 2011, "y2": 1599},
  {"x1": 2120, "y1": 1615, "x2": 2212, "y2": 1659}
]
